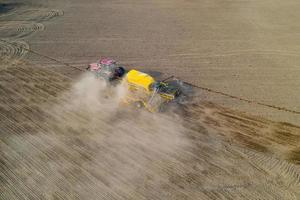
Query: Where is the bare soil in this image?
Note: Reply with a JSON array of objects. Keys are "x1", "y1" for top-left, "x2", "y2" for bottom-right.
[{"x1": 1, "y1": 1, "x2": 300, "y2": 199}]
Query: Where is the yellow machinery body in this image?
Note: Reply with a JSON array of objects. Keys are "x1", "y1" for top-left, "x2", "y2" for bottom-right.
[
  {"x1": 126, "y1": 70, "x2": 155, "y2": 92},
  {"x1": 123, "y1": 70, "x2": 162, "y2": 112}
]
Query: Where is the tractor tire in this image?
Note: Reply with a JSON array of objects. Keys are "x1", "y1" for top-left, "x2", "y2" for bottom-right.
[{"x1": 116, "y1": 66, "x2": 126, "y2": 78}]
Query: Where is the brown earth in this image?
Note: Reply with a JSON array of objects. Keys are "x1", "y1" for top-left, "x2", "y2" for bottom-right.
[{"x1": 1, "y1": 0, "x2": 300, "y2": 199}]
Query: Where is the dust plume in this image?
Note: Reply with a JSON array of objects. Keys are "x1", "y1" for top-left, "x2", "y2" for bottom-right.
[
  {"x1": 2, "y1": 66, "x2": 300, "y2": 199},
  {"x1": 64, "y1": 72, "x2": 190, "y2": 155},
  {"x1": 13, "y1": 72, "x2": 192, "y2": 198}
]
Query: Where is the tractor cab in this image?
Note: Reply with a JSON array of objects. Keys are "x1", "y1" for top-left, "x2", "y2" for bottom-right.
[{"x1": 87, "y1": 58, "x2": 125, "y2": 81}]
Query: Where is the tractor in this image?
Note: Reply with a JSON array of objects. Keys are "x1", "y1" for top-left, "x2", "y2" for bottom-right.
[
  {"x1": 86, "y1": 58, "x2": 125, "y2": 81},
  {"x1": 87, "y1": 58, "x2": 182, "y2": 112}
]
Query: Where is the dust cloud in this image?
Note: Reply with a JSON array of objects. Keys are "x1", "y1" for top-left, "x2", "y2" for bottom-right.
[
  {"x1": 58, "y1": 72, "x2": 191, "y2": 154},
  {"x1": 21, "y1": 72, "x2": 193, "y2": 198},
  {"x1": 2, "y1": 66, "x2": 300, "y2": 199}
]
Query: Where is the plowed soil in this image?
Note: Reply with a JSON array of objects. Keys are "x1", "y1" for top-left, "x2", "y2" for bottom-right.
[{"x1": 1, "y1": 0, "x2": 300, "y2": 199}]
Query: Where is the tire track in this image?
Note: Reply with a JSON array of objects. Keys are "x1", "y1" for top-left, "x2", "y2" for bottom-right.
[
  {"x1": 0, "y1": 6, "x2": 64, "y2": 66},
  {"x1": 244, "y1": 149, "x2": 300, "y2": 187},
  {"x1": 185, "y1": 81, "x2": 300, "y2": 115},
  {"x1": 0, "y1": 8, "x2": 64, "y2": 22},
  {"x1": 38, "y1": 9, "x2": 64, "y2": 22},
  {"x1": 168, "y1": 49, "x2": 300, "y2": 59},
  {"x1": 0, "y1": 21, "x2": 44, "y2": 39},
  {"x1": 17, "y1": 22, "x2": 44, "y2": 33},
  {"x1": 0, "y1": 40, "x2": 29, "y2": 61},
  {"x1": 205, "y1": 144, "x2": 300, "y2": 199},
  {"x1": 0, "y1": 111, "x2": 123, "y2": 199}
]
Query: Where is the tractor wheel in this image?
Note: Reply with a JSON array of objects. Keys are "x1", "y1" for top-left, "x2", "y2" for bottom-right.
[{"x1": 116, "y1": 66, "x2": 126, "y2": 78}]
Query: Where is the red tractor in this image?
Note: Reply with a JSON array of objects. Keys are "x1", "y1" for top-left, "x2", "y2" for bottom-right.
[{"x1": 86, "y1": 58, "x2": 125, "y2": 81}]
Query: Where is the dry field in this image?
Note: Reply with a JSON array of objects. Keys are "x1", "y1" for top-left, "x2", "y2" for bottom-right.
[{"x1": 1, "y1": 1, "x2": 300, "y2": 199}]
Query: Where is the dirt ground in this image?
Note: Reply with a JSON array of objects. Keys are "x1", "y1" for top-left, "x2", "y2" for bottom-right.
[{"x1": 1, "y1": 0, "x2": 300, "y2": 199}]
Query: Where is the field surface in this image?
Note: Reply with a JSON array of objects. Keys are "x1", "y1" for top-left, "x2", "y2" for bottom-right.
[{"x1": 1, "y1": 0, "x2": 300, "y2": 199}]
